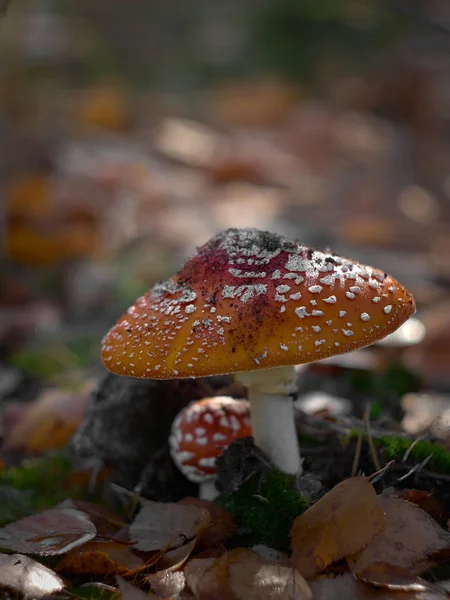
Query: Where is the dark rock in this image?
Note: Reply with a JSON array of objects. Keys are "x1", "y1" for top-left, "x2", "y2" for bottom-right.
[
  {"x1": 216, "y1": 436, "x2": 274, "y2": 495},
  {"x1": 72, "y1": 370, "x2": 233, "y2": 501}
]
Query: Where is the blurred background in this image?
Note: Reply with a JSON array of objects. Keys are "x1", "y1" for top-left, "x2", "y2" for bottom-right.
[{"x1": 1, "y1": 0, "x2": 450, "y2": 452}]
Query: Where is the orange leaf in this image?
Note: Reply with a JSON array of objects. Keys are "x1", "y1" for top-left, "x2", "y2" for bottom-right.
[
  {"x1": 55, "y1": 540, "x2": 144, "y2": 576},
  {"x1": 290, "y1": 477, "x2": 385, "y2": 577},
  {"x1": 2, "y1": 388, "x2": 90, "y2": 453}
]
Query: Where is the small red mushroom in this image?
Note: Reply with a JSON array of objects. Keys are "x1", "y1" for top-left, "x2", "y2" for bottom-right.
[
  {"x1": 102, "y1": 227, "x2": 416, "y2": 475},
  {"x1": 169, "y1": 396, "x2": 251, "y2": 499}
]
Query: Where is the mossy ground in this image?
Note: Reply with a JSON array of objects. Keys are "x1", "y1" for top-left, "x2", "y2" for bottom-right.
[
  {"x1": 0, "y1": 454, "x2": 83, "y2": 526},
  {"x1": 343, "y1": 431, "x2": 450, "y2": 475},
  {"x1": 380, "y1": 436, "x2": 450, "y2": 475},
  {"x1": 219, "y1": 469, "x2": 309, "y2": 553}
]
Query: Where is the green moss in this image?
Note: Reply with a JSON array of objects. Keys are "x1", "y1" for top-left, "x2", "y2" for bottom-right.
[
  {"x1": 0, "y1": 454, "x2": 77, "y2": 525},
  {"x1": 218, "y1": 469, "x2": 309, "y2": 553},
  {"x1": 380, "y1": 436, "x2": 450, "y2": 475},
  {"x1": 70, "y1": 586, "x2": 119, "y2": 600},
  {"x1": 342, "y1": 428, "x2": 362, "y2": 446},
  {"x1": 343, "y1": 432, "x2": 450, "y2": 475}
]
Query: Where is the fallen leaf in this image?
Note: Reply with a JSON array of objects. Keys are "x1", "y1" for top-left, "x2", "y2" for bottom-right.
[
  {"x1": 290, "y1": 476, "x2": 385, "y2": 577},
  {"x1": 55, "y1": 540, "x2": 144, "y2": 575},
  {"x1": 211, "y1": 78, "x2": 299, "y2": 127},
  {"x1": 311, "y1": 572, "x2": 448, "y2": 599},
  {"x1": 117, "y1": 576, "x2": 159, "y2": 599},
  {"x1": 76, "y1": 82, "x2": 131, "y2": 131},
  {"x1": 130, "y1": 499, "x2": 209, "y2": 552},
  {"x1": 66, "y1": 499, "x2": 127, "y2": 537},
  {"x1": 229, "y1": 560, "x2": 312, "y2": 600},
  {"x1": 187, "y1": 548, "x2": 312, "y2": 600},
  {"x1": 353, "y1": 496, "x2": 450, "y2": 575},
  {"x1": 0, "y1": 553, "x2": 64, "y2": 599},
  {"x1": 396, "y1": 490, "x2": 447, "y2": 526},
  {"x1": 146, "y1": 570, "x2": 186, "y2": 598},
  {"x1": 184, "y1": 557, "x2": 217, "y2": 597},
  {"x1": 178, "y1": 497, "x2": 236, "y2": 547},
  {"x1": 6, "y1": 173, "x2": 54, "y2": 220},
  {"x1": 356, "y1": 562, "x2": 432, "y2": 591},
  {"x1": 2, "y1": 388, "x2": 90, "y2": 453},
  {"x1": 0, "y1": 503, "x2": 96, "y2": 555}
]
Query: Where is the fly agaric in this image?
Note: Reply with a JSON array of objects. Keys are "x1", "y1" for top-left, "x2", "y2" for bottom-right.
[
  {"x1": 102, "y1": 228, "x2": 416, "y2": 474},
  {"x1": 169, "y1": 396, "x2": 251, "y2": 499}
]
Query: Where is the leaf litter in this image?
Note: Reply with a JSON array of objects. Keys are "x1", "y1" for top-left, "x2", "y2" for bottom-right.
[{"x1": 2, "y1": 51, "x2": 450, "y2": 598}]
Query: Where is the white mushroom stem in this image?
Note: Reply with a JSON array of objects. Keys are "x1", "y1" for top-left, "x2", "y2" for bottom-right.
[
  {"x1": 237, "y1": 366, "x2": 301, "y2": 475},
  {"x1": 199, "y1": 479, "x2": 219, "y2": 501}
]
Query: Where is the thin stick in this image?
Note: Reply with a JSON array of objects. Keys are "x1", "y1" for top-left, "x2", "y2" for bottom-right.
[
  {"x1": 368, "y1": 460, "x2": 395, "y2": 485},
  {"x1": 397, "y1": 454, "x2": 433, "y2": 482},
  {"x1": 364, "y1": 404, "x2": 381, "y2": 472},
  {"x1": 351, "y1": 429, "x2": 363, "y2": 477},
  {"x1": 402, "y1": 433, "x2": 429, "y2": 463}
]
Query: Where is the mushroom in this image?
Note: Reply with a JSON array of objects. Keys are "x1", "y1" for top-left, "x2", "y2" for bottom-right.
[
  {"x1": 102, "y1": 227, "x2": 416, "y2": 474},
  {"x1": 169, "y1": 396, "x2": 252, "y2": 499}
]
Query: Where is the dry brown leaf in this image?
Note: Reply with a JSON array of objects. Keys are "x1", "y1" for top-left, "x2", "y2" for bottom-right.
[
  {"x1": 0, "y1": 504, "x2": 96, "y2": 555},
  {"x1": 356, "y1": 562, "x2": 433, "y2": 592},
  {"x1": 2, "y1": 388, "x2": 90, "y2": 453},
  {"x1": 353, "y1": 496, "x2": 450, "y2": 575},
  {"x1": 76, "y1": 83, "x2": 131, "y2": 131},
  {"x1": 178, "y1": 497, "x2": 236, "y2": 548},
  {"x1": 146, "y1": 570, "x2": 186, "y2": 598},
  {"x1": 187, "y1": 548, "x2": 311, "y2": 600},
  {"x1": 67, "y1": 499, "x2": 127, "y2": 537},
  {"x1": 6, "y1": 174, "x2": 54, "y2": 220},
  {"x1": 0, "y1": 553, "x2": 64, "y2": 599},
  {"x1": 55, "y1": 540, "x2": 144, "y2": 576},
  {"x1": 184, "y1": 557, "x2": 217, "y2": 597},
  {"x1": 149, "y1": 508, "x2": 212, "y2": 590},
  {"x1": 290, "y1": 476, "x2": 385, "y2": 577},
  {"x1": 229, "y1": 561, "x2": 312, "y2": 600},
  {"x1": 211, "y1": 78, "x2": 300, "y2": 127},
  {"x1": 130, "y1": 499, "x2": 210, "y2": 552},
  {"x1": 311, "y1": 572, "x2": 448, "y2": 600},
  {"x1": 396, "y1": 490, "x2": 447, "y2": 526}
]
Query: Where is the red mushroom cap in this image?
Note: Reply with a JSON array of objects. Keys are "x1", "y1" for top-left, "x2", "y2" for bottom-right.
[
  {"x1": 169, "y1": 396, "x2": 251, "y2": 482},
  {"x1": 102, "y1": 228, "x2": 416, "y2": 379}
]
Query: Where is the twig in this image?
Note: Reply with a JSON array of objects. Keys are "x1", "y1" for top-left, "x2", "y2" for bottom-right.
[
  {"x1": 396, "y1": 454, "x2": 433, "y2": 482},
  {"x1": 368, "y1": 460, "x2": 395, "y2": 485},
  {"x1": 364, "y1": 404, "x2": 381, "y2": 472},
  {"x1": 351, "y1": 429, "x2": 363, "y2": 478},
  {"x1": 402, "y1": 433, "x2": 430, "y2": 463}
]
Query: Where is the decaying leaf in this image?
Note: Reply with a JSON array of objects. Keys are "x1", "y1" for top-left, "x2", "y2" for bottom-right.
[
  {"x1": 150, "y1": 508, "x2": 212, "y2": 581},
  {"x1": 186, "y1": 548, "x2": 312, "y2": 600},
  {"x1": 290, "y1": 477, "x2": 385, "y2": 577},
  {"x1": 311, "y1": 572, "x2": 448, "y2": 600},
  {"x1": 353, "y1": 495, "x2": 450, "y2": 575},
  {"x1": 178, "y1": 497, "x2": 236, "y2": 547},
  {"x1": 55, "y1": 540, "x2": 144, "y2": 576},
  {"x1": 130, "y1": 499, "x2": 210, "y2": 552},
  {"x1": 0, "y1": 553, "x2": 64, "y2": 599},
  {"x1": 0, "y1": 503, "x2": 96, "y2": 555}
]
